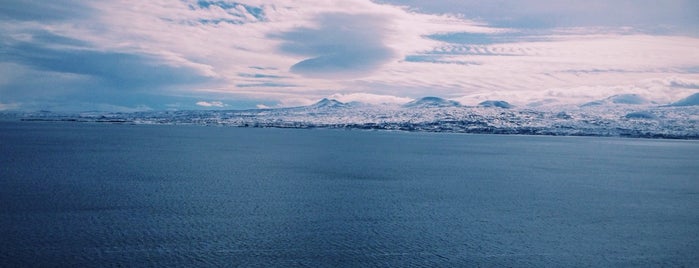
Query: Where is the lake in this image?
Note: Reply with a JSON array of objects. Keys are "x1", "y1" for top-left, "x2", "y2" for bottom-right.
[{"x1": 1, "y1": 121, "x2": 697, "y2": 267}]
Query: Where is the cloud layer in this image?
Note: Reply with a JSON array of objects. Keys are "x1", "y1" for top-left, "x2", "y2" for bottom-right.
[{"x1": 1, "y1": 0, "x2": 698, "y2": 111}]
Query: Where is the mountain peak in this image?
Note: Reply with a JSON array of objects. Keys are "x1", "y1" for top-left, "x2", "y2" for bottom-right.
[{"x1": 309, "y1": 98, "x2": 347, "y2": 109}]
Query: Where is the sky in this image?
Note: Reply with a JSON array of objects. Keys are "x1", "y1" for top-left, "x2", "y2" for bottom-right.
[{"x1": 1, "y1": 0, "x2": 698, "y2": 111}]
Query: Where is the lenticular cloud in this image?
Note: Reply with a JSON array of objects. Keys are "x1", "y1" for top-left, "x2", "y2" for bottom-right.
[{"x1": 275, "y1": 13, "x2": 396, "y2": 79}]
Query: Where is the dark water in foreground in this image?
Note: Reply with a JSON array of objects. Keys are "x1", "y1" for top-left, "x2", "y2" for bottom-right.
[{"x1": 1, "y1": 121, "x2": 697, "y2": 267}]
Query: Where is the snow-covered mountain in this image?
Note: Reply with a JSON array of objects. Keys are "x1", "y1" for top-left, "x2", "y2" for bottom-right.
[
  {"x1": 11, "y1": 95, "x2": 699, "y2": 139},
  {"x1": 581, "y1": 94, "x2": 651, "y2": 107},
  {"x1": 307, "y1": 98, "x2": 348, "y2": 109},
  {"x1": 478, "y1": 100, "x2": 512, "y2": 108},
  {"x1": 403, "y1": 97, "x2": 461, "y2": 108},
  {"x1": 667, "y1": 93, "x2": 699, "y2": 107}
]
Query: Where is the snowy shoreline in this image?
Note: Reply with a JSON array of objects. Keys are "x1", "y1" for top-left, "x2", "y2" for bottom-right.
[{"x1": 6, "y1": 104, "x2": 699, "y2": 140}]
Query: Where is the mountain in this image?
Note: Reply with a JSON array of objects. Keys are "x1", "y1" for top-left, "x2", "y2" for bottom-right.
[
  {"x1": 403, "y1": 97, "x2": 461, "y2": 108},
  {"x1": 307, "y1": 98, "x2": 348, "y2": 109},
  {"x1": 581, "y1": 94, "x2": 650, "y2": 107},
  {"x1": 625, "y1": 111, "x2": 655, "y2": 119},
  {"x1": 11, "y1": 95, "x2": 699, "y2": 139},
  {"x1": 478, "y1": 100, "x2": 512, "y2": 108},
  {"x1": 667, "y1": 93, "x2": 699, "y2": 106},
  {"x1": 609, "y1": 94, "x2": 649, "y2": 104}
]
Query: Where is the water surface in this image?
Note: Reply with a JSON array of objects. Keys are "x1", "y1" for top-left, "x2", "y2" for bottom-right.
[{"x1": 1, "y1": 122, "x2": 697, "y2": 266}]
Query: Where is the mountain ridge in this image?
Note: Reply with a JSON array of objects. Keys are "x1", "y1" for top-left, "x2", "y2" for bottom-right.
[{"x1": 10, "y1": 94, "x2": 699, "y2": 139}]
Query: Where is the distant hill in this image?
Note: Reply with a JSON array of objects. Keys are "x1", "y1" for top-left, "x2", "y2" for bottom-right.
[
  {"x1": 667, "y1": 93, "x2": 699, "y2": 106},
  {"x1": 581, "y1": 94, "x2": 650, "y2": 107},
  {"x1": 307, "y1": 98, "x2": 348, "y2": 109},
  {"x1": 609, "y1": 94, "x2": 650, "y2": 104},
  {"x1": 10, "y1": 94, "x2": 699, "y2": 139},
  {"x1": 625, "y1": 111, "x2": 655, "y2": 119},
  {"x1": 478, "y1": 100, "x2": 512, "y2": 108},
  {"x1": 403, "y1": 97, "x2": 461, "y2": 108}
]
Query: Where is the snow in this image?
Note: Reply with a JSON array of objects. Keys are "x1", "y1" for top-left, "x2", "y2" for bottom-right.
[
  {"x1": 403, "y1": 97, "x2": 461, "y2": 108},
  {"x1": 307, "y1": 98, "x2": 348, "y2": 109},
  {"x1": 478, "y1": 100, "x2": 512, "y2": 108},
  {"x1": 10, "y1": 96, "x2": 699, "y2": 139},
  {"x1": 668, "y1": 93, "x2": 699, "y2": 106},
  {"x1": 581, "y1": 94, "x2": 651, "y2": 107},
  {"x1": 608, "y1": 94, "x2": 650, "y2": 105},
  {"x1": 625, "y1": 111, "x2": 655, "y2": 119}
]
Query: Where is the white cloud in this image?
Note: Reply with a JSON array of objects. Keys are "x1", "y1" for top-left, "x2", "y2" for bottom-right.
[
  {"x1": 196, "y1": 101, "x2": 226, "y2": 107},
  {"x1": 0, "y1": 102, "x2": 20, "y2": 111},
  {"x1": 277, "y1": 97, "x2": 316, "y2": 107},
  {"x1": 329, "y1": 93, "x2": 413, "y2": 105}
]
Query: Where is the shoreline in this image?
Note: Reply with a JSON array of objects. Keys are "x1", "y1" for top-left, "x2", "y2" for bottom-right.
[{"x1": 6, "y1": 117, "x2": 699, "y2": 140}]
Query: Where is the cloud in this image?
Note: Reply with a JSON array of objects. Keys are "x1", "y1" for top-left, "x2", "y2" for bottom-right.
[
  {"x1": 3, "y1": 42, "x2": 210, "y2": 89},
  {"x1": 194, "y1": 1, "x2": 266, "y2": 23},
  {"x1": 329, "y1": 93, "x2": 413, "y2": 105},
  {"x1": 1, "y1": 0, "x2": 497, "y2": 110},
  {"x1": 0, "y1": 26, "x2": 217, "y2": 110},
  {"x1": 236, "y1": 82, "x2": 296, "y2": 88},
  {"x1": 426, "y1": 32, "x2": 546, "y2": 45},
  {"x1": 404, "y1": 55, "x2": 480, "y2": 66},
  {"x1": 367, "y1": 34, "x2": 699, "y2": 103},
  {"x1": 669, "y1": 79, "x2": 699, "y2": 89},
  {"x1": 0, "y1": 0, "x2": 91, "y2": 22},
  {"x1": 196, "y1": 101, "x2": 227, "y2": 107},
  {"x1": 274, "y1": 13, "x2": 397, "y2": 79},
  {"x1": 451, "y1": 77, "x2": 699, "y2": 106},
  {"x1": 1, "y1": 0, "x2": 699, "y2": 111},
  {"x1": 0, "y1": 102, "x2": 20, "y2": 111},
  {"x1": 378, "y1": 0, "x2": 699, "y2": 33}
]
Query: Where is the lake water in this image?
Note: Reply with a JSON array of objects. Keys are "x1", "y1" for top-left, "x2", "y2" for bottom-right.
[{"x1": 1, "y1": 121, "x2": 697, "y2": 267}]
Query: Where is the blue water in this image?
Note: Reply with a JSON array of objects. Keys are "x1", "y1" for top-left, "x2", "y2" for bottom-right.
[{"x1": 1, "y1": 121, "x2": 697, "y2": 267}]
